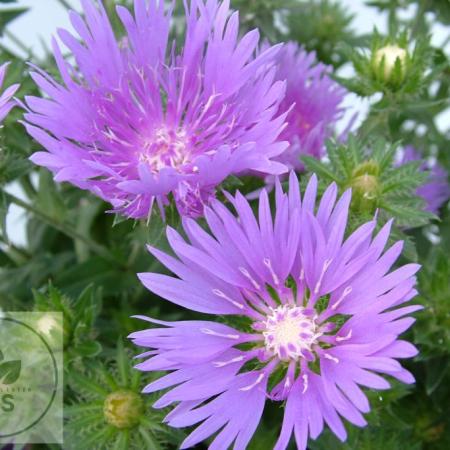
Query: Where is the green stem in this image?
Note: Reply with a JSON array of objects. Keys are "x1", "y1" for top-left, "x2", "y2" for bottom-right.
[
  {"x1": 55, "y1": 0, "x2": 73, "y2": 10},
  {"x1": 19, "y1": 176, "x2": 37, "y2": 200},
  {"x1": 411, "y1": 0, "x2": 430, "y2": 38},
  {"x1": 0, "y1": 235, "x2": 30, "y2": 264},
  {"x1": 5, "y1": 192, "x2": 122, "y2": 266}
]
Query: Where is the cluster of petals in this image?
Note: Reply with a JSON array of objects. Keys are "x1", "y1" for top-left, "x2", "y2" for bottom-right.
[
  {"x1": 400, "y1": 145, "x2": 450, "y2": 214},
  {"x1": 0, "y1": 62, "x2": 19, "y2": 124},
  {"x1": 272, "y1": 42, "x2": 347, "y2": 170},
  {"x1": 24, "y1": 0, "x2": 289, "y2": 218},
  {"x1": 130, "y1": 173, "x2": 421, "y2": 450}
]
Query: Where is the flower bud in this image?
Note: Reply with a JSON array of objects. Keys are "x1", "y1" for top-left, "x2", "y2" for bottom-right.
[
  {"x1": 373, "y1": 44, "x2": 408, "y2": 85},
  {"x1": 104, "y1": 390, "x2": 144, "y2": 429},
  {"x1": 349, "y1": 161, "x2": 380, "y2": 213}
]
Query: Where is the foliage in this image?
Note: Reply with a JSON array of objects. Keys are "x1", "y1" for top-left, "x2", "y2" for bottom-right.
[
  {"x1": 64, "y1": 341, "x2": 182, "y2": 449},
  {"x1": 302, "y1": 136, "x2": 434, "y2": 228},
  {"x1": 287, "y1": 0, "x2": 359, "y2": 68}
]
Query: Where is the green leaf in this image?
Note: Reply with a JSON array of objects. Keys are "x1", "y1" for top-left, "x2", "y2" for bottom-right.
[
  {"x1": 113, "y1": 430, "x2": 130, "y2": 450},
  {"x1": 302, "y1": 155, "x2": 340, "y2": 182},
  {"x1": 381, "y1": 200, "x2": 435, "y2": 227},
  {"x1": 0, "y1": 7, "x2": 28, "y2": 34},
  {"x1": 68, "y1": 370, "x2": 109, "y2": 396},
  {"x1": 0, "y1": 190, "x2": 10, "y2": 243},
  {"x1": 72, "y1": 341, "x2": 102, "y2": 358},
  {"x1": 37, "y1": 169, "x2": 66, "y2": 222},
  {"x1": 425, "y1": 357, "x2": 449, "y2": 395},
  {"x1": 116, "y1": 338, "x2": 129, "y2": 387}
]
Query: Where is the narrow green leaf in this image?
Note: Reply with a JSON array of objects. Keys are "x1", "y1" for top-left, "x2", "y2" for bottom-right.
[
  {"x1": 0, "y1": 7, "x2": 28, "y2": 34},
  {"x1": 302, "y1": 155, "x2": 340, "y2": 182}
]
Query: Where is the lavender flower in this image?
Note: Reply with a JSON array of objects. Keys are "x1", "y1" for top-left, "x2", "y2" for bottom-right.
[
  {"x1": 24, "y1": 0, "x2": 289, "y2": 218},
  {"x1": 0, "y1": 63, "x2": 19, "y2": 123},
  {"x1": 130, "y1": 173, "x2": 421, "y2": 449},
  {"x1": 273, "y1": 42, "x2": 346, "y2": 169},
  {"x1": 400, "y1": 146, "x2": 450, "y2": 214}
]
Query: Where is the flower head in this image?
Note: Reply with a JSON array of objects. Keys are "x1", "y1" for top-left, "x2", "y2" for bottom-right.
[
  {"x1": 273, "y1": 42, "x2": 346, "y2": 169},
  {"x1": 130, "y1": 173, "x2": 421, "y2": 449},
  {"x1": 0, "y1": 62, "x2": 19, "y2": 123},
  {"x1": 400, "y1": 146, "x2": 450, "y2": 214},
  {"x1": 24, "y1": 0, "x2": 289, "y2": 218}
]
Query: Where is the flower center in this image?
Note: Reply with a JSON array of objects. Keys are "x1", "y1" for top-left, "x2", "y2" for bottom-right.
[
  {"x1": 262, "y1": 305, "x2": 320, "y2": 361},
  {"x1": 139, "y1": 127, "x2": 190, "y2": 172}
]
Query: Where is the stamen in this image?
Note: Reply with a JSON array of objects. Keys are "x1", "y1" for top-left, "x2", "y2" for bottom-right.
[
  {"x1": 323, "y1": 353, "x2": 339, "y2": 363},
  {"x1": 240, "y1": 373, "x2": 265, "y2": 391},
  {"x1": 331, "y1": 286, "x2": 352, "y2": 310},
  {"x1": 200, "y1": 328, "x2": 240, "y2": 340},
  {"x1": 336, "y1": 329, "x2": 352, "y2": 342},
  {"x1": 138, "y1": 126, "x2": 190, "y2": 172},
  {"x1": 314, "y1": 259, "x2": 333, "y2": 294},
  {"x1": 239, "y1": 267, "x2": 261, "y2": 290},
  {"x1": 212, "y1": 289, "x2": 245, "y2": 310},
  {"x1": 302, "y1": 373, "x2": 309, "y2": 394},
  {"x1": 284, "y1": 376, "x2": 291, "y2": 388},
  {"x1": 262, "y1": 305, "x2": 319, "y2": 361},
  {"x1": 263, "y1": 258, "x2": 280, "y2": 285},
  {"x1": 213, "y1": 355, "x2": 245, "y2": 368}
]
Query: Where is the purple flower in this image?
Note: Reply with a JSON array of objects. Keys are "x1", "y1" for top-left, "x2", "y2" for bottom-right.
[
  {"x1": 130, "y1": 173, "x2": 421, "y2": 449},
  {"x1": 400, "y1": 146, "x2": 450, "y2": 214},
  {"x1": 0, "y1": 63, "x2": 19, "y2": 123},
  {"x1": 273, "y1": 42, "x2": 346, "y2": 170},
  {"x1": 24, "y1": 0, "x2": 289, "y2": 218}
]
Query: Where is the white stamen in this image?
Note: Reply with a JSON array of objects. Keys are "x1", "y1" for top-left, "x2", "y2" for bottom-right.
[
  {"x1": 331, "y1": 286, "x2": 352, "y2": 310},
  {"x1": 138, "y1": 126, "x2": 190, "y2": 172},
  {"x1": 323, "y1": 353, "x2": 340, "y2": 363},
  {"x1": 200, "y1": 328, "x2": 240, "y2": 340},
  {"x1": 314, "y1": 259, "x2": 333, "y2": 294},
  {"x1": 240, "y1": 373, "x2": 265, "y2": 391},
  {"x1": 212, "y1": 289, "x2": 245, "y2": 309},
  {"x1": 302, "y1": 373, "x2": 309, "y2": 394},
  {"x1": 262, "y1": 305, "x2": 319, "y2": 361},
  {"x1": 284, "y1": 376, "x2": 292, "y2": 388},
  {"x1": 336, "y1": 329, "x2": 353, "y2": 342},
  {"x1": 239, "y1": 267, "x2": 261, "y2": 290},
  {"x1": 213, "y1": 355, "x2": 245, "y2": 368},
  {"x1": 263, "y1": 258, "x2": 280, "y2": 285}
]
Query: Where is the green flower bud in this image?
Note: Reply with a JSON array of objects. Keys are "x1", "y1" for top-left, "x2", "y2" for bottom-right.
[
  {"x1": 104, "y1": 390, "x2": 144, "y2": 429},
  {"x1": 349, "y1": 161, "x2": 380, "y2": 213},
  {"x1": 373, "y1": 44, "x2": 408, "y2": 85}
]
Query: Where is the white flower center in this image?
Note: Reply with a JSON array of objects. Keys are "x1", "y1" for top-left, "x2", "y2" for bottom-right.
[
  {"x1": 263, "y1": 305, "x2": 320, "y2": 361},
  {"x1": 139, "y1": 127, "x2": 190, "y2": 171}
]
